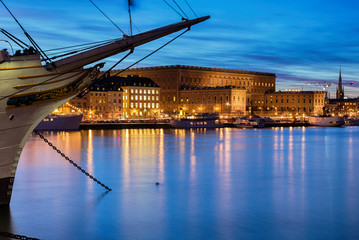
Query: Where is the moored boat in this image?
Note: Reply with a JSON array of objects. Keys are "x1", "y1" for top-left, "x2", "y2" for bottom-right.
[
  {"x1": 308, "y1": 116, "x2": 345, "y2": 127},
  {"x1": 234, "y1": 117, "x2": 265, "y2": 128},
  {"x1": 35, "y1": 113, "x2": 83, "y2": 131},
  {"x1": 344, "y1": 117, "x2": 359, "y2": 126},
  {"x1": 170, "y1": 113, "x2": 223, "y2": 128}
]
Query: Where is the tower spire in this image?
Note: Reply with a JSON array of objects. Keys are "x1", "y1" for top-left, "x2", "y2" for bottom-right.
[{"x1": 336, "y1": 66, "x2": 344, "y2": 99}]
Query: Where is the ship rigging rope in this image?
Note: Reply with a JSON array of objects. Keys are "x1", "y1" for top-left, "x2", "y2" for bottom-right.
[
  {"x1": 1, "y1": 17, "x2": 189, "y2": 101},
  {"x1": 184, "y1": 0, "x2": 198, "y2": 18},
  {"x1": 34, "y1": 130, "x2": 112, "y2": 191},
  {"x1": 112, "y1": 28, "x2": 189, "y2": 78},
  {"x1": 89, "y1": 0, "x2": 126, "y2": 35},
  {"x1": 162, "y1": 0, "x2": 185, "y2": 19},
  {"x1": 172, "y1": 0, "x2": 189, "y2": 19},
  {"x1": 0, "y1": 0, "x2": 51, "y2": 63}
]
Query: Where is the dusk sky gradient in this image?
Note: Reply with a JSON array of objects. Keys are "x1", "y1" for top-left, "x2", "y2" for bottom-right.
[{"x1": 1, "y1": 0, "x2": 359, "y2": 97}]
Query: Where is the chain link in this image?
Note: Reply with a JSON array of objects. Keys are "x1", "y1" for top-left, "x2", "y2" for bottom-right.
[
  {"x1": 34, "y1": 130, "x2": 112, "y2": 191},
  {"x1": 0, "y1": 231, "x2": 40, "y2": 240}
]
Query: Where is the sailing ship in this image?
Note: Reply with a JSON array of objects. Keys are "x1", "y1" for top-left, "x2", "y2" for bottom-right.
[{"x1": 0, "y1": 2, "x2": 209, "y2": 205}]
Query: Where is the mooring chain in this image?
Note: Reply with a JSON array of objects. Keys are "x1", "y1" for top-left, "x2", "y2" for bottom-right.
[
  {"x1": 34, "y1": 130, "x2": 112, "y2": 191},
  {"x1": 0, "y1": 231, "x2": 40, "y2": 240}
]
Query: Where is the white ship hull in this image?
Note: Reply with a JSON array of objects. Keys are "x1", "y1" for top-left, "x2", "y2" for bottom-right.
[
  {"x1": 0, "y1": 54, "x2": 101, "y2": 205},
  {"x1": 308, "y1": 116, "x2": 345, "y2": 127}
]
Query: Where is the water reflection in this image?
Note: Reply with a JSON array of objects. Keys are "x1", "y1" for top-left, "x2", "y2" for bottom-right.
[{"x1": 5, "y1": 127, "x2": 359, "y2": 239}]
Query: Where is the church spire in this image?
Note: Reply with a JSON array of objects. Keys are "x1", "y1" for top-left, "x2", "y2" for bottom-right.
[{"x1": 336, "y1": 66, "x2": 344, "y2": 99}]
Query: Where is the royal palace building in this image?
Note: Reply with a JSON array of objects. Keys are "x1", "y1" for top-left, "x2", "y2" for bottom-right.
[{"x1": 112, "y1": 65, "x2": 276, "y2": 114}]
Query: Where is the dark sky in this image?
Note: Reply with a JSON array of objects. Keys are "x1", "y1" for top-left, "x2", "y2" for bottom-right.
[{"x1": 1, "y1": 0, "x2": 359, "y2": 97}]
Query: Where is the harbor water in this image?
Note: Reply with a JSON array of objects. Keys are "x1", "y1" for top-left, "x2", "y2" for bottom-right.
[{"x1": 1, "y1": 127, "x2": 359, "y2": 240}]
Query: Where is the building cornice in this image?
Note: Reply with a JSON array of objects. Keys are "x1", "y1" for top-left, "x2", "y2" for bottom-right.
[{"x1": 113, "y1": 65, "x2": 276, "y2": 77}]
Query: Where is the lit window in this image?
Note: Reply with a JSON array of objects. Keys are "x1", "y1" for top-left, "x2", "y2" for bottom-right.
[
  {"x1": 152, "y1": 90, "x2": 155, "y2": 94},
  {"x1": 144, "y1": 90, "x2": 147, "y2": 94},
  {"x1": 144, "y1": 96, "x2": 147, "y2": 100},
  {"x1": 131, "y1": 89, "x2": 134, "y2": 93}
]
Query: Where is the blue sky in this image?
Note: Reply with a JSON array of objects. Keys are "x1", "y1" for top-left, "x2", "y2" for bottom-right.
[{"x1": 1, "y1": 0, "x2": 359, "y2": 97}]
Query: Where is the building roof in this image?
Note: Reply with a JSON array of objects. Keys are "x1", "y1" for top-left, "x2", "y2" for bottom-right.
[
  {"x1": 90, "y1": 75, "x2": 159, "y2": 91},
  {"x1": 113, "y1": 65, "x2": 276, "y2": 77}
]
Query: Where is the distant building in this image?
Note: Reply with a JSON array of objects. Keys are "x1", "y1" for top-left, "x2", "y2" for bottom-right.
[
  {"x1": 326, "y1": 98, "x2": 359, "y2": 116},
  {"x1": 112, "y1": 65, "x2": 276, "y2": 114},
  {"x1": 69, "y1": 77, "x2": 124, "y2": 119},
  {"x1": 264, "y1": 91, "x2": 326, "y2": 116},
  {"x1": 69, "y1": 75, "x2": 160, "y2": 119},
  {"x1": 116, "y1": 75, "x2": 161, "y2": 117},
  {"x1": 179, "y1": 86, "x2": 246, "y2": 115}
]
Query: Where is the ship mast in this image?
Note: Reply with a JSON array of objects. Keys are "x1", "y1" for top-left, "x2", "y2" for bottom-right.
[{"x1": 46, "y1": 16, "x2": 210, "y2": 72}]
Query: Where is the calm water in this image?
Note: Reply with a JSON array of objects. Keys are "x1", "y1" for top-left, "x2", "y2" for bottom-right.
[{"x1": 1, "y1": 127, "x2": 359, "y2": 240}]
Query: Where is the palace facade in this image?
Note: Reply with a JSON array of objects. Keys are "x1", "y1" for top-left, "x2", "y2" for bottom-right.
[{"x1": 113, "y1": 65, "x2": 276, "y2": 114}]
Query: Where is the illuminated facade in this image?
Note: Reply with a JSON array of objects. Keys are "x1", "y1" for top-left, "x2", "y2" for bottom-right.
[
  {"x1": 179, "y1": 86, "x2": 246, "y2": 115},
  {"x1": 118, "y1": 75, "x2": 160, "y2": 117},
  {"x1": 326, "y1": 98, "x2": 359, "y2": 116},
  {"x1": 69, "y1": 85, "x2": 124, "y2": 119},
  {"x1": 69, "y1": 75, "x2": 160, "y2": 119},
  {"x1": 264, "y1": 91, "x2": 326, "y2": 116},
  {"x1": 113, "y1": 65, "x2": 276, "y2": 114}
]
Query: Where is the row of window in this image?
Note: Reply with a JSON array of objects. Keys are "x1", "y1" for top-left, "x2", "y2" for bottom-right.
[
  {"x1": 129, "y1": 89, "x2": 159, "y2": 94},
  {"x1": 129, "y1": 102, "x2": 159, "y2": 109},
  {"x1": 128, "y1": 95, "x2": 159, "y2": 101}
]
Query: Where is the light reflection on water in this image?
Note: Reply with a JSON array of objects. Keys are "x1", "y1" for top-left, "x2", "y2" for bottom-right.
[{"x1": 1, "y1": 127, "x2": 359, "y2": 239}]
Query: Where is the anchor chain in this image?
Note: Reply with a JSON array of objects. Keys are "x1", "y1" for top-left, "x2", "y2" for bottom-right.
[
  {"x1": 34, "y1": 130, "x2": 112, "y2": 191},
  {"x1": 0, "y1": 231, "x2": 40, "y2": 240}
]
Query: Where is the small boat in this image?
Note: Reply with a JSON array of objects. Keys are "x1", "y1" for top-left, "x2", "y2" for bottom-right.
[
  {"x1": 234, "y1": 116, "x2": 265, "y2": 128},
  {"x1": 35, "y1": 113, "x2": 83, "y2": 131},
  {"x1": 344, "y1": 117, "x2": 359, "y2": 126},
  {"x1": 308, "y1": 116, "x2": 345, "y2": 127},
  {"x1": 170, "y1": 113, "x2": 223, "y2": 128}
]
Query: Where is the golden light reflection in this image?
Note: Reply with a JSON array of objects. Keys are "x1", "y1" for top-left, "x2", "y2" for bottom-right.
[
  {"x1": 158, "y1": 128, "x2": 165, "y2": 182},
  {"x1": 87, "y1": 130, "x2": 94, "y2": 190},
  {"x1": 301, "y1": 127, "x2": 306, "y2": 170},
  {"x1": 190, "y1": 130, "x2": 197, "y2": 180},
  {"x1": 121, "y1": 129, "x2": 131, "y2": 188},
  {"x1": 288, "y1": 128, "x2": 293, "y2": 172},
  {"x1": 176, "y1": 129, "x2": 186, "y2": 165}
]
